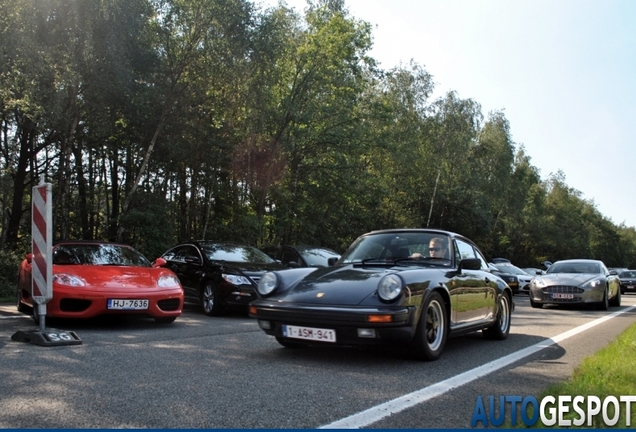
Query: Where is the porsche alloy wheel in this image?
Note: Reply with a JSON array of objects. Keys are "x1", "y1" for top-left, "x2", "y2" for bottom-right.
[
  {"x1": 411, "y1": 291, "x2": 447, "y2": 361},
  {"x1": 201, "y1": 282, "x2": 224, "y2": 316},
  {"x1": 483, "y1": 292, "x2": 511, "y2": 340}
]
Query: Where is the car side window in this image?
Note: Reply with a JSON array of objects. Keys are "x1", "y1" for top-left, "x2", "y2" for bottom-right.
[
  {"x1": 164, "y1": 246, "x2": 189, "y2": 263},
  {"x1": 454, "y1": 239, "x2": 489, "y2": 270}
]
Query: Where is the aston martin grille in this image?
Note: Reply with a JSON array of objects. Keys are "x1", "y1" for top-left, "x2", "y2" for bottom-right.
[{"x1": 544, "y1": 286, "x2": 584, "y2": 294}]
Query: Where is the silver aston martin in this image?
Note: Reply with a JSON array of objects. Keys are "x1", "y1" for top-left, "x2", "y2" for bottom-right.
[{"x1": 528, "y1": 259, "x2": 621, "y2": 310}]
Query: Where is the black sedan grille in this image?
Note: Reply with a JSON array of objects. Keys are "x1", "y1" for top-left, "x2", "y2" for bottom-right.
[
  {"x1": 544, "y1": 286, "x2": 584, "y2": 294},
  {"x1": 59, "y1": 298, "x2": 91, "y2": 312},
  {"x1": 158, "y1": 298, "x2": 181, "y2": 311}
]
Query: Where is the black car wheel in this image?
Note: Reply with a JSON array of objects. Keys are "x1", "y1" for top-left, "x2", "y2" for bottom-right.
[
  {"x1": 32, "y1": 303, "x2": 40, "y2": 325},
  {"x1": 411, "y1": 291, "x2": 447, "y2": 361},
  {"x1": 529, "y1": 297, "x2": 543, "y2": 309},
  {"x1": 596, "y1": 289, "x2": 609, "y2": 311},
  {"x1": 201, "y1": 282, "x2": 224, "y2": 316},
  {"x1": 609, "y1": 288, "x2": 621, "y2": 307},
  {"x1": 154, "y1": 316, "x2": 177, "y2": 324},
  {"x1": 16, "y1": 287, "x2": 29, "y2": 313},
  {"x1": 275, "y1": 336, "x2": 306, "y2": 348},
  {"x1": 483, "y1": 292, "x2": 511, "y2": 340}
]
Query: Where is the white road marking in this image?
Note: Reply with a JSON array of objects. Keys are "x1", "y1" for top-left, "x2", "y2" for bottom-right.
[{"x1": 320, "y1": 304, "x2": 636, "y2": 429}]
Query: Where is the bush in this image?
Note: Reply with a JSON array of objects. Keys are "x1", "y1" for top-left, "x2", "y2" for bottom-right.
[{"x1": 0, "y1": 248, "x2": 22, "y2": 301}]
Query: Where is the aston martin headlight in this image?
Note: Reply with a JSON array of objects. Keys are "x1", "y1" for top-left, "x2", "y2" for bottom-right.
[
  {"x1": 378, "y1": 274, "x2": 403, "y2": 301},
  {"x1": 257, "y1": 272, "x2": 279, "y2": 296},
  {"x1": 158, "y1": 274, "x2": 180, "y2": 287},
  {"x1": 532, "y1": 277, "x2": 547, "y2": 288},
  {"x1": 52, "y1": 273, "x2": 86, "y2": 287},
  {"x1": 583, "y1": 278, "x2": 602, "y2": 288},
  {"x1": 222, "y1": 274, "x2": 252, "y2": 286}
]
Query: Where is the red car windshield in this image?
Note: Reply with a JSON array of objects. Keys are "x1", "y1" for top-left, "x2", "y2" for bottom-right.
[{"x1": 53, "y1": 244, "x2": 151, "y2": 267}]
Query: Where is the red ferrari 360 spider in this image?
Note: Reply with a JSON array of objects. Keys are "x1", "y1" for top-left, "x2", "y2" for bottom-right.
[{"x1": 17, "y1": 241, "x2": 184, "y2": 324}]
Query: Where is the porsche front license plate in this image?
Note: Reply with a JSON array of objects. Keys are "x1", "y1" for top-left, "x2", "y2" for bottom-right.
[
  {"x1": 552, "y1": 293, "x2": 574, "y2": 299},
  {"x1": 282, "y1": 325, "x2": 336, "y2": 343},
  {"x1": 107, "y1": 299, "x2": 149, "y2": 310}
]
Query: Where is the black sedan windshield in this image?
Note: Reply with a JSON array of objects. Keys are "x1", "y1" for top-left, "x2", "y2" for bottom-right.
[{"x1": 201, "y1": 244, "x2": 276, "y2": 263}]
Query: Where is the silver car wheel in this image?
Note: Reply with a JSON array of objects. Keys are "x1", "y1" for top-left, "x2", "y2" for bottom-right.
[{"x1": 425, "y1": 298, "x2": 445, "y2": 351}]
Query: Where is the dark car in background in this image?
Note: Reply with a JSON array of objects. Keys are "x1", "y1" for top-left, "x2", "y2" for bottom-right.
[
  {"x1": 491, "y1": 262, "x2": 534, "y2": 294},
  {"x1": 261, "y1": 245, "x2": 341, "y2": 268},
  {"x1": 250, "y1": 228, "x2": 513, "y2": 361},
  {"x1": 618, "y1": 270, "x2": 636, "y2": 294},
  {"x1": 159, "y1": 241, "x2": 285, "y2": 316},
  {"x1": 488, "y1": 263, "x2": 520, "y2": 295},
  {"x1": 528, "y1": 259, "x2": 621, "y2": 310}
]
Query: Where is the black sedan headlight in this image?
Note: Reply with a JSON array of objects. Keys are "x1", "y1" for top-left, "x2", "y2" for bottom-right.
[
  {"x1": 257, "y1": 272, "x2": 279, "y2": 296},
  {"x1": 378, "y1": 274, "x2": 403, "y2": 301}
]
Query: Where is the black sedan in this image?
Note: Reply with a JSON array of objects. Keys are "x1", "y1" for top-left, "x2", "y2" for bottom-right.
[
  {"x1": 528, "y1": 259, "x2": 621, "y2": 309},
  {"x1": 159, "y1": 241, "x2": 285, "y2": 316},
  {"x1": 249, "y1": 229, "x2": 514, "y2": 361},
  {"x1": 261, "y1": 245, "x2": 341, "y2": 268},
  {"x1": 618, "y1": 270, "x2": 636, "y2": 294}
]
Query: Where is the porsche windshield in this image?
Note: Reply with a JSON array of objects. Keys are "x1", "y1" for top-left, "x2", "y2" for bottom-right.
[{"x1": 340, "y1": 232, "x2": 451, "y2": 264}]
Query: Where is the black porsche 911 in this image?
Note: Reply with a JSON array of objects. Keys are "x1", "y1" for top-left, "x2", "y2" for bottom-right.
[{"x1": 249, "y1": 229, "x2": 514, "y2": 361}]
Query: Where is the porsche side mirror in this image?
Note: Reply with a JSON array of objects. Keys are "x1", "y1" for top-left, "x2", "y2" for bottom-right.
[
  {"x1": 152, "y1": 257, "x2": 167, "y2": 268},
  {"x1": 287, "y1": 261, "x2": 300, "y2": 268},
  {"x1": 459, "y1": 258, "x2": 481, "y2": 271},
  {"x1": 327, "y1": 257, "x2": 339, "y2": 267}
]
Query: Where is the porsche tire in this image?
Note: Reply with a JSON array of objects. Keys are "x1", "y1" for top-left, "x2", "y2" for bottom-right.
[
  {"x1": 201, "y1": 282, "x2": 224, "y2": 316},
  {"x1": 411, "y1": 291, "x2": 447, "y2": 361},
  {"x1": 483, "y1": 292, "x2": 511, "y2": 340}
]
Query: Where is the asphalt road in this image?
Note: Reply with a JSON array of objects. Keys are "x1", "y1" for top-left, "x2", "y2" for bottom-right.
[{"x1": 1, "y1": 295, "x2": 635, "y2": 429}]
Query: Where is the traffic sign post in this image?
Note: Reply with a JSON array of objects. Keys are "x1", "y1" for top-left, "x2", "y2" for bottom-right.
[
  {"x1": 11, "y1": 176, "x2": 82, "y2": 347},
  {"x1": 31, "y1": 178, "x2": 53, "y2": 331}
]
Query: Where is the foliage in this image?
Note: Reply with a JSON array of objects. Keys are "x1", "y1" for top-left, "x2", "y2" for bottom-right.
[{"x1": 1, "y1": 0, "x2": 635, "y2": 268}]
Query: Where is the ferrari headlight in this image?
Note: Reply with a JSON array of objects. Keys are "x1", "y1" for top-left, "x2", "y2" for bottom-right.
[
  {"x1": 158, "y1": 275, "x2": 180, "y2": 287},
  {"x1": 222, "y1": 273, "x2": 252, "y2": 286},
  {"x1": 378, "y1": 274, "x2": 403, "y2": 301},
  {"x1": 52, "y1": 273, "x2": 86, "y2": 287},
  {"x1": 257, "y1": 272, "x2": 279, "y2": 296}
]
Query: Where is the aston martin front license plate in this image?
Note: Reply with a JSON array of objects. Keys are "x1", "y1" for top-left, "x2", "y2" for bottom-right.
[
  {"x1": 551, "y1": 293, "x2": 573, "y2": 299},
  {"x1": 107, "y1": 299, "x2": 149, "y2": 310},
  {"x1": 282, "y1": 325, "x2": 336, "y2": 343}
]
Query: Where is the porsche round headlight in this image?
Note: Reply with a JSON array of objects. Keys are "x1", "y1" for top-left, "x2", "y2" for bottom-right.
[
  {"x1": 378, "y1": 274, "x2": 403, "y2": 301},
  {"x1": 258, "y1": 272, "x2": 279, "y2": 296}
]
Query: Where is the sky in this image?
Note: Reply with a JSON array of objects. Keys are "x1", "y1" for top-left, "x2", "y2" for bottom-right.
[{"x1": 257, "y1": 0, "x2": 636, "y2": 228}]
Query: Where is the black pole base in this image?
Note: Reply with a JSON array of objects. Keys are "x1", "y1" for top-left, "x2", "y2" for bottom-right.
[{"x1": 11, "y1": 329, "x2": 82, "y2": 346}]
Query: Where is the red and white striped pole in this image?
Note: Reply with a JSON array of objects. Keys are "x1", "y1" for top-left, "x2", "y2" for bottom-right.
[{"x1": 32, "y1": 176, "x2": 53, "y2": 331}]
